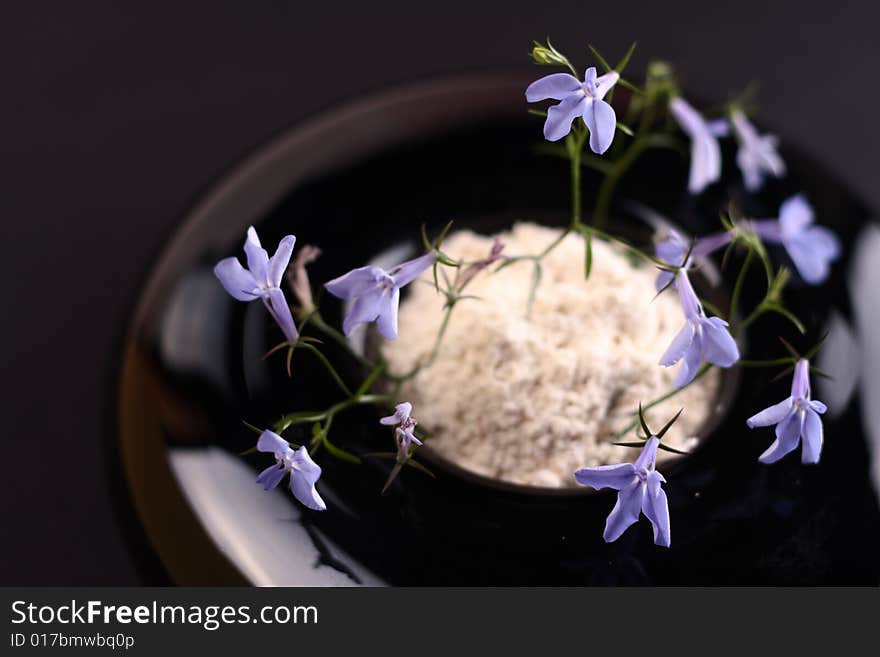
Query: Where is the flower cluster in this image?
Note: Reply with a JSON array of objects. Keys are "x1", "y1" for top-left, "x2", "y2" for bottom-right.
[{"x1": 206, "y1": 37, "x2": 841, "y2": 557}]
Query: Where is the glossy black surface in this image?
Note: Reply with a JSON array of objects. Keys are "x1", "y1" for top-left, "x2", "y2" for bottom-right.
[{"x1": 127, "y1": 77, "x2": 880, "y2": 585}]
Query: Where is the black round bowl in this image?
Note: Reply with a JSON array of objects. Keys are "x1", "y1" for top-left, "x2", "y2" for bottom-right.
[{"x1": 118, "y1": 70, "x2": 880, "y2": 585}]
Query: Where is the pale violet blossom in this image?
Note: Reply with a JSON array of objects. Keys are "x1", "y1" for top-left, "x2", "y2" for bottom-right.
[
  {"x1": 747, "y1": 359, "x2": 827, "y2": 464},
  {"x1": 659, "y1": 269, "x2": 740, "y2": 387},
  {"x1": 325, "y1": 252, "x2": 436, "y2": 340},
  {"x1": 575, "y1": 436, "x2": 670, "y2": 547},
  {"x1": 748, "y1": 195, "x2": 841, "y2": 285},
  {"x1": 255, "y1": 430, "x2": 326, "y2": 510},
  {"x1": 214, "y1": 227, "x2": 298, "y2": 343},
  {"x1": 730, "y1": 109, "x2": 786, "y2": 192},
  {"x1": 654, "y1": 228, "x2": 735, "y2": 291},
  {"x1": 380, "y1": 401, "x2": 423, "y2": 461},
  {"x1": 525, "y1": 67, "x2": 620, "y2": 153},
  {"x1": 669, "y1": 97, "x2": 722, "y2": 194}
]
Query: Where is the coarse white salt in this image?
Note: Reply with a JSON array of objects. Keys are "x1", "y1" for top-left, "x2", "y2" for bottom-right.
[{"x1": 382, "y1": 222, "x2": 720, "y2": 488}]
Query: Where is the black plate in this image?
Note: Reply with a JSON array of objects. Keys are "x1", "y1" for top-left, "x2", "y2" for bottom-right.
[{"x1": 118, "y1": 70, "x2": 880, "y2": 585}]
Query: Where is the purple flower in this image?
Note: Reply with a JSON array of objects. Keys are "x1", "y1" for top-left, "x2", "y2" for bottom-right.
[
  {"x1": 730, "y1": 109, "x2": 786, "y2": 192},
  {"x1": 525, "y1": 67, "x2": 620, "y2": 153},
  {"x1": 748, "y1": 195, "x2": 841, "y2": 285},
  {"x1": 380, "y1": 401, "x2": 423, "y2": 462},
  {"x1": 325, "y1": 252, "x2": 436, "y2": 340},
  {"x1": 746, "y1": 359, "x2": 827, "y2": 464},
  {"x1": 659, "y1": 269, "x2": 740, "y2": 387},
  {"x1": 255, "y1": 430, "x2": 326, "y2": 510},
  {"x1": 654, "y1": 229, "x2": 735, "y2": 291},
  {"x1": 214, "y1": 226, "x2": 298, "y2": 343},
  {"x1": 669, "y1": 97, "x2": 722, "y2": 194},
  {"x1": 575, "y1": 437, "x2": 670, "y2": 547}
]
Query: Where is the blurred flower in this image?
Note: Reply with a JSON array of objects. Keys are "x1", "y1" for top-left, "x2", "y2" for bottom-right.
[
  {"x1": 746, "y1": 359, "x2": 827, "y2": 464},
  {"x1": 575, "y1": 436, "x2": 670, "y2": 547},
  {"x1": 730, "y1": 109, "x2": 786, "y2": 192},
  {"x1": 659, "y1": 269, "x2": 739, "y2": 386},
  {"x1": 525, "y1": 67, "x2": 620, "y2": 152},
  {"x1": 748, "y1": 195, "x2": 841, "y2": 285},
  {"x1": 255, "y1": 430, "x2": 326, "y2": 511},
  {"x1": 214, "y1": 226, "x2": 299, "y2": 343},
  {"x1": 324, "y1": 252, "x2": 436, "y2": 340},
  {"x1": 669, "y1": 97, "x2": 722, "y2": 194},
  {"x1": 287, "y1": 244, "x2": 322, "y2": 315}
]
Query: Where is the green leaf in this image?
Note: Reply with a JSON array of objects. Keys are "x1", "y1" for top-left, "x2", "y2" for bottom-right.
[
  {"x1": 242, "y1": 420, "x2": 262, "y2": 435},
  {"x1": 765, "y1": 303, "x2": 807, "y2": 334},
  {"x1": 321, "y1": 436, "x2": 362, "y2": 464},
  {"x1": 588, "y1": 44, "x2": 613, "y2": 72},
  {"x1": 615, "y1": 41, "x2": 638, "y2": 74},
  {"x1": 655, "y1": 408, "x2": 683, "y2": 440},
  {"x1": 616, "y1": 122, "x2": 635, "y2": 137}
]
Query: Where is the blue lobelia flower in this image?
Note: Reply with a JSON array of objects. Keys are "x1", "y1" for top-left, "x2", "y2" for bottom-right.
[
  {"x1": 380, "y1": 402, "x2": 423, "y2": 461},
  {"x1": 730, "y1": 109, "x2": 786, "y2": 192},
  {"x1": 575, "y1": 436, "x2": 671, "y2": 547},
  {"x1": 653, "y1": 228, "x2": 735, "y2": 291},
  {"x1": 659, "y1": 269, "x2": 739, "y2": 387},
  {"x1": 669, "y1": 96, "x2": 722, "y2": 194},
  {"x1": 525, "y1": 66, "x2": 620, "y2": 152},
  {"x1": 324, "y1": 252, "x2": 436, "y2": 340},
  {"x1": 748, "y1": 195, "x2": 841, "y2": 285},
  {"x1": 255, "y1": 430, "x2": 326, "y2": 510},
  {"x1": 214, "y1": 226, "x2": 299, "y2": 343},
  {"x1": 746, "y1": 358, "x2": 827, "y2": 464}
]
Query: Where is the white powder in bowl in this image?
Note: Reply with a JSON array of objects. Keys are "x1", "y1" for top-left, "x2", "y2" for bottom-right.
[{"x1": 382, "y1": 222, "x2": 720, "y2": 488}]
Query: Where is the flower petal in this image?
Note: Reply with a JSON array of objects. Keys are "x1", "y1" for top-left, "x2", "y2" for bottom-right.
[
  {"x1": 267, "y1": 235, "x2": 296, "y2": 288},
  {"x1": 800, "y1": 408, "x2": 824, "y2": 464},
  {"x1": 543, "y1": 94, "x2": 586, "y2": 142},
  {"x1": 746, "y1": 397, "x2": 793, "y2": 428},
  {"x1": 214, "y1": 257, "x2": 260, "y2": 301},
  {"x1": 376, "y1": 287, "x2": 401, "y2": 340},
  {"x1": 700, "y1": 316, "x2": 739, "y2": 367},
  {"x1": 809, "y1": 399, "x2": 828, "y2": 414},
  {"x1": 574, "y1": 463, "x2": 637, "y2": 491},
  {"x1": 525, "y1": 72, "x2": 582, "y2": 102},
  {"x1": 342, "y1": 287, "x2": 385, "y2": 336},
  {"x1": 592, "y1": 71, "x2": 619, "y2": 102},
  {"x1": 784, "y1": 234, "x2": 835, "y2": 285},
  {"x1": 290, "y1": 448, "x2": 326, "y2": 511},
  {"x1": 758, "y1": 411, "x2": 804, "y2": 464},
  {"x1": 256, "y1": 430, "x2": 289, "y2": 454},
  {"x1": 244, "y1": 226, "x2": 271, "y2": 285},
  {"x1": 659, "y1": 321, "x2": 695, "y2": 367},
  {"x1": 603, "y1": 479, "x2": 645, "y2": 543},
  {"x1": 583, "y1": 98, "x2": 617, "y2": 154},
  {"x1": 390, "y1": 252, "x2": 436, "y2": 288},
  {"x1": 641, "y1": 471, "x2": 671, "y2": 548},
  {"x1": 688, "y1": 131, "x2": 721, "y2": 194},
  {"x1": 265, "y1": 287, "x2": 299, "y2": 343},
  {"x1": 791, "y1": 359, "x2": 811, "y2": 400},
  {"x1": 674, "y1": 329, "x2": 704, "y2": 388},
  {"x1": 380, "y1": 402, "x2": 413, "y2": 426},
  {"x1": 324, "y1": 266, "x2": 383, "y2": 299},
  {"x1": 633, "y1": 437, "x2": 661, "y2": 473},
  {"x1": 256, "y1": 464, "x2": 287, "y2": 491},
  {"x1": 779, "y1": 195, "x2": 814, "y2": 236}
]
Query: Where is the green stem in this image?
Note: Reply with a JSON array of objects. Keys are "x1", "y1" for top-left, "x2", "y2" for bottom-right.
[{"x1": 612, "y1": 364, "x2": 713, "y2": 439}]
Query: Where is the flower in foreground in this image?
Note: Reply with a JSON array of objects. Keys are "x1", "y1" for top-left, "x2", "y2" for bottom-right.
[
  {"x1": 748, "y1": 195, "x2": 841, "y2": 285},
  {"x1": 730, "y1": 109, "x2": 786, "y2": 192},
  {"x1": 525, "y1": 66, "x2": 620, "y2": 152},
  {"x1": 324, "y1": 252, "x2": 436, "y2": 340},
  {"x1": 380, "y1": 401, "x2": 423, "y2": 462},
  {"x1": 255, "y1": 430, "x2": 326, "y2": 510},
  {"x1": 746, "y1": 358, "x2": 827, "y2": 464},
  {"x1": 659, "y1": 269, "x2": 739, "y2": 386},
  {"x1": 214, "y1": 226, "x2": 299, "y2": 343},
  {"x1": 575, "y1": 436, "x2": 670, "y2": 547},
  {"x1": 669, "y1": 97, "x2": 722, "y2": 194}
]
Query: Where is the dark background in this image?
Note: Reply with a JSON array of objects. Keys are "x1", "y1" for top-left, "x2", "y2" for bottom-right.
[{"x1": 1, "y1": 1, "x2": 878, "y2": 585}]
